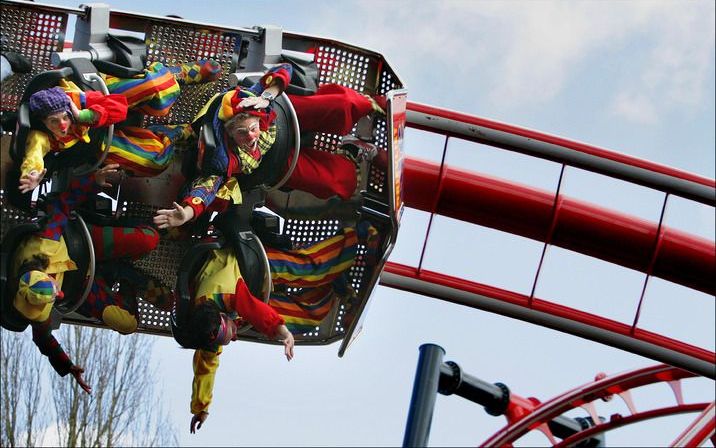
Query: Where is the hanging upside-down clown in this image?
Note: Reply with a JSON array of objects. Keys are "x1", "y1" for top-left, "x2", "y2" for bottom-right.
[
  {"x1": 11, "y1": 166, "x2": 173, "y2": 393},
  {"x1": 182, "y1": 221, "x2": 379, "y2": 433},
  {"x1": 152, "y1": 62, "x2": 384, "y2": 229},
  {"x1": 17, "y1": 59, "x2": 222, "y2": 194}
]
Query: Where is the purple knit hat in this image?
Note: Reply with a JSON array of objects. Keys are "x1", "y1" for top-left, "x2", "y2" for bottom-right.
[{"x1": 29, "y1": 87, "x2": 71, "y2": 118}]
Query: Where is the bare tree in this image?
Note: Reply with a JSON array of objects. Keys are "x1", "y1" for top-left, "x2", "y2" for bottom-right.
[
  {"x1": 51, "y1": 325, "x2": 178, "y2": 447},
  {"x1": 1, "y1": 329, "x2": 49, "y2": 448},
  {"x1": 1, "y1": 325, "x2": 177, "y2": 447}
]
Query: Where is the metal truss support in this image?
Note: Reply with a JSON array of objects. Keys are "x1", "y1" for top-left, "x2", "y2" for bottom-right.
[
  {"x1": 403, "y1": 344, "x2": 445, "y2": 447},
  {"x1": 402, "y1": 344, "x2": 603, "y2": 447}
]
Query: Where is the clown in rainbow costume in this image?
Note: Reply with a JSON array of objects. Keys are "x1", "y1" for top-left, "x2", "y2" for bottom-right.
[{"x1": 17, "y1": 59, "x2": 222, "y2": 194}]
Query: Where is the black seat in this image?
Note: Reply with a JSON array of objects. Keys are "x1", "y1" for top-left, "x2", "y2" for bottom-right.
[
  {"x1": 11, "y1": 66, "x2": 74, "y2": 162},
  {"x1": 171, "y1": 199, "x2": 272, "y2": 349},
  {"x1": 170, "y1": 232, "x2": 270, "y2": 349},
  {"x1": 0, "y1": 210, "x2": 95, "y2": 332},
  {"x1": 0, "y1": 222, "x2": 42, "y2": 332},
  {"x1": 52, "y1": 213, "x2": 94, "y2": 315},
  {"x1": 172, "y1": 79, "x2": 300, "y2": 348},
  {"x1": 11, "y1": 55, "x2": 139, "y2": 165},
  {"x1": 171, "y1": 238, "x2": 221, "y2": 349},
  {"x1": 212, "y1": 196, "x2": 270, "y2": 300},
  {"x1": 97, "y1": 33, "x2": 147, "y2": 76}
]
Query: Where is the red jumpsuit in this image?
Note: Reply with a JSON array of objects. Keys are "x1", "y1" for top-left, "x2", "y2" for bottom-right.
[{"x1": 182, "y1": 64, "x2": 375, "y2": 220}]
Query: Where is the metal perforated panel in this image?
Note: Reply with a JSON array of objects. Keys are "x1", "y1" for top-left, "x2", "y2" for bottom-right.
[
  {"x1": 368, "y1": 116, "x2": 389, "y2": 194},
  {"x1": 378, "y1": 66, "x2": 401, "y2": 95},
  {"x1": 0, "y1": 190, "x2": 33, "y2": 239},
  {"x1": 137, "y1": 300, "x2": 172, "y2": 332},
  {"x1": 315, "y1": 46, "x2": 371, "y2": 91},
  {"x1": 143, "y1": 24, "x2": 239, "y2": 125},
  {"x1": 120, "y1": 200, "x2": 191, "y2": 304},
  {"x1": 132, "y1": 231, "x2": 189, "y2": 289},
  {"x1": 284, "y1": 218, "x2": 341, "y2": 246},
  {"x1": 311, "y1": 132, "x2": 343, "y2": 153},
  {"x1": 2, "y1": 2, "x2": 405, "y2": 345},
  {"x1": 308, "y1": 44, "x2": 393, "y2": 195},
  {"x1": 347, "y1": 244, "x2": 370, "y2": 291},
  {"x1": 0, "y1": 4, "x2": 67, "y2": 110},
  {"x1": 367, "y1": 163, "x2": 387, "y2": 195},
  {"x1": 305, "y1": 45, "x2": 377, "y2": 156}
]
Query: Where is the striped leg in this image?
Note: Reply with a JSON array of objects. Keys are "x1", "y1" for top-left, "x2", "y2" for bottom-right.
[
  {"x1": 268, "y1": 283, "x2": 336, "y2": 334},
  {"x1": 105, "y1": 126, "x2": 177, "y2": 177},
  {"x1": 103, "y1": 62, "x2": 181, "y2": 117},
  {"x1": 267, "y1": 226, "x2": 359, "y2": 288}
]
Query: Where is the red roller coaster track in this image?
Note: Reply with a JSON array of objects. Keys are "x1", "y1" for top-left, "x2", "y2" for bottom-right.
[{"x1": 380, "y1": 101, "x2": 716, "y2": 380}]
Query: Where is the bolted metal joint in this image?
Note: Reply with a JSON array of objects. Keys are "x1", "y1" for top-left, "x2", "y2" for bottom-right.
[
  {"x1": 438, "y1": 361, "x2": 463, "y2": 395},
  {"x1": 485, "y1": 382, "x2": 510, "y2": 416},
  {"x1": 573, "y1": 417, "x2": 606, "y2": 448}
]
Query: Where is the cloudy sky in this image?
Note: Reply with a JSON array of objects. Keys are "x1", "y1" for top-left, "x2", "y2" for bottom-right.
[{"x1": 26, "y1": 0, "x2": 716, "y2": 446}]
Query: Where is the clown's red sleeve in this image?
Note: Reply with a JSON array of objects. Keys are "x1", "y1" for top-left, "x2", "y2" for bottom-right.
[
  {"x1": 259, "y1": 63, "x2": 293, "y2": 90},
  {"x1": 31, "y1": 319, "x2": 73, "y2": 376},
  {"x1": 83, "y1": 91, "x2": 128, "y2": 127},
  {"x1": 227, "y1": 279, "x2": 284, "y2": 338}
]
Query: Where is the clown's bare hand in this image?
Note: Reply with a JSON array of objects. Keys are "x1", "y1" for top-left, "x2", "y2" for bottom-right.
[
  {"x1": 238, "y1": 96, "x2": 269, "y2": 110},
  {"x1": 69, "y1": 99, "x2": 80, "y2": 120},
  {"x1": 190, "y1": 411, "x2": 208, "y2": 434},
  {"x1": 95, "y1": 163, "x2": 120, "y2": 188},
  {"x1": 18, "y1": 169, "x2": 47, "y2": 193},
  {"x1": 276, "y1": 324, "x2": 295, "y2": 361},
  {"x1": 153, "y1": 202, "x2": 194, "y2": 229},
  {"x1": 69, "y1": 365, "x2": 92, "y2": 394}
]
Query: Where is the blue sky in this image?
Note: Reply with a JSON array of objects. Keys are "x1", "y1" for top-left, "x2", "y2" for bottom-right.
[{"x1": 30, "y1": 0, "x2": 716, "y2": 446}]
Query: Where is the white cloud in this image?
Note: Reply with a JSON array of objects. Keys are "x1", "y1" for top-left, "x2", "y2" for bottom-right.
[
  {"x1": 608, "y1": 1, "x2": 715, "y2": 124},
  {"x1": 610, "y1": 91, "x2": 658, "y2": 125},
  {"x1": 480, "y1": 2, "x2": 622, "y2": 106},
  {"x1": 310, "y1": 0, "x2": 714, "y2": 124}
]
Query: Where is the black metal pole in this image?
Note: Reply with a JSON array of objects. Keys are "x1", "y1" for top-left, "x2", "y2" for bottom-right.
[
  {"x1": 403, "y1": 344, "x2": 445, "y2": 447},
  {"x1": 439, "y1": 361, "x2": 605, "y2": 447}
]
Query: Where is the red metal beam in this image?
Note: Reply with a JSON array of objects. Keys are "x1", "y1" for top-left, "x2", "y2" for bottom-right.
[
  {"x1": 406, "y1": 102, "x2": 716, "y2": 206},
  {"x1": 671, "y1": 401, "x2": 716, "y2": 447},
  {"x1": 554, "y1": 403, "x2": 710, "y2": 448},
  {"x1": 401, "y1": 156, "x2": 716, "y2": 296},
  {"x1": 481, "y1": 364, "x2": 696, "y2": 446},
  {"x1": 380, "y1": 262, "x2": 715, "y2": 378},
  {"x1": 406, "y1": 102, "x2": 714, "y2": 189}
]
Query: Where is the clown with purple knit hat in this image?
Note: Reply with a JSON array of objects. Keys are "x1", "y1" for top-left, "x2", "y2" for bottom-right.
[
  {"x1": 17, "y1": 59, "x2": 223, "y2": 194},
  {"x1": 29, "y1": 87, "x2": 72, "y2": 119}
]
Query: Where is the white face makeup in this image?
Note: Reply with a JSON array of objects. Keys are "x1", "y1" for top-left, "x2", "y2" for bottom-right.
[
  {"x1": 227, "y1": 117, "x2": 260, "y2": 151},
  {"x1": 50, "y1": 275, "x2": 63, "y2": 300},
  {"x1": 42, "y1": 111, "x2": 72, "y2": 138},
  {"x1": 214, "y1": 313, "x2": 240, "y2": 346}
]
